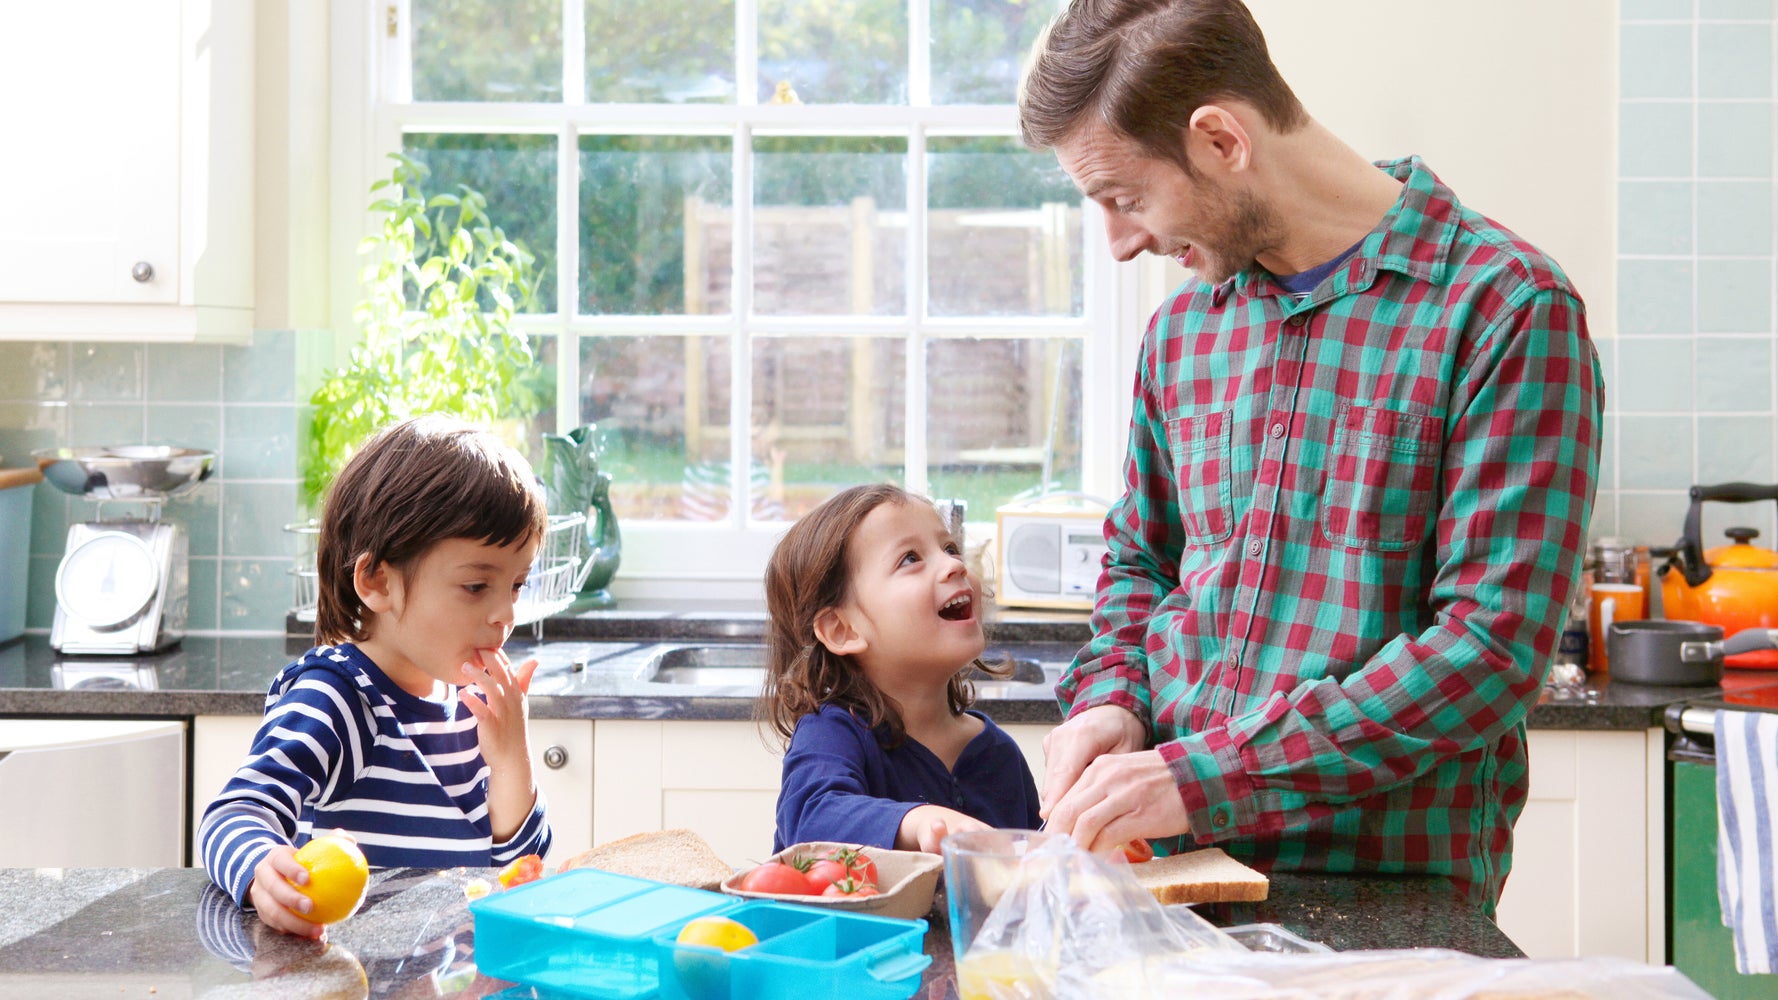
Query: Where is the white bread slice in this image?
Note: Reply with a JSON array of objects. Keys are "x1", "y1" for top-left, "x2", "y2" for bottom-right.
[
  {"x1": 1130, "y1": 847, "x2": 1269, "y2": 904},
  {"x1": 554, "y1": 828, "x2": 735, "y2": 891}
]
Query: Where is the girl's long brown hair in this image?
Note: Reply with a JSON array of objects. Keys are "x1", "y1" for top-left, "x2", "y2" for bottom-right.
[{"x1": 757, "y1": 483, "x2": 1007, "y2": 750}]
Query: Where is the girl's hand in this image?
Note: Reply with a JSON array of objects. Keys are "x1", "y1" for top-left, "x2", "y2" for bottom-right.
[
  {"x1": 459, "y1": 647, "x2": 538, "y2": 772},
  {"x1": 248, "y1": 844, "x2": 326, "y2": 939},
  {"x1": 896, "y1": 805, "x2": 988, "y2": 854}
]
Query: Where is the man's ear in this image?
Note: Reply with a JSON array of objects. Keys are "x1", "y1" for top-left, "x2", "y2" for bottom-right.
[
  {"x1": 354, "y1": 553, "x2": 398, "y2": 616},
  {"x1": 1186, "y1": 102, "x2": 1253, "y2": 174},
  {"x1": 812, "y1": 606, "x2": 868, "y2": 658}
]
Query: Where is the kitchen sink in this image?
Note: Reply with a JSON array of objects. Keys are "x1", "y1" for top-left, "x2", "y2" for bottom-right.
[{"x1": 634, "y1": 644, "x2": 1048, "y2": 687}]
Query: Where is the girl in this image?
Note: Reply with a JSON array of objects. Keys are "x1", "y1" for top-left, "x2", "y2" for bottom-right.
[
  {"x1": 200, "y1": 415, "x2": 552, "y2": 937},
  {"x1": 762, "y1": 483, "x2": 1042, "y2": 854}
]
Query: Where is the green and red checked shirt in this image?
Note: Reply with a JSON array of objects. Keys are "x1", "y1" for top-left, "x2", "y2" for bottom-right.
[{"x1": 1060, "y1": 156, "x2": 1602, "y2": 910}]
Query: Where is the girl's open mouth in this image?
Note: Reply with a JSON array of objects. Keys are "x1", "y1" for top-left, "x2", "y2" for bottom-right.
[{"x1": 938, "y1": 594, "x2": 974, "y2": 622}]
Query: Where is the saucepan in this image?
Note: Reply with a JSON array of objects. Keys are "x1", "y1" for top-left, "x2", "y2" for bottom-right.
[{"x1": 1606, "y1": 620, "x2": 1778, "y2": 686}]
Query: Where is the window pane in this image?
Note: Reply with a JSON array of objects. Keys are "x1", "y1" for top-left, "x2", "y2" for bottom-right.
[
  {"x1": 404, "y1": 134, "x2": 558, "y2": 314},
  {"x1": 512, "y1": 334, "x2": 560, "y2": 461},
  {"x1": 931, "y1": 0, "x2": 1059, "y2": 105},
  {"x1": 412, "y1": 0, "x2": 562, "y2": 102},
  {"x1": 757, "y1": 0, "x2": 906, "y2": 104},
  {"x1": 926, "y1": 337, "x2": 1083, "y2": 513},
  {"x1": 928, "y1": 136, "x2": 1082, "y2": 317},
  {"x1": 753, "y1": 335, "x2": 907, "y2": 520},
  {"x1": 581, "y1": 136, "x2": 733, "y2": 315},
  {"x1": 579, "y1": 335, "x2": 733, "y2": 520},
  {"x1": 585, "y1": 0, "x2": 735, "y2": 102},
  {"x1": 753, "y1": 136, "x2": 907, "y2": 316}
]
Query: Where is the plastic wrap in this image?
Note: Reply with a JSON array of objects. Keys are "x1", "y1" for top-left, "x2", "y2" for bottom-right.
[{"x1": 952, "y1": 835, "x2": 1711, "y2": 1000}]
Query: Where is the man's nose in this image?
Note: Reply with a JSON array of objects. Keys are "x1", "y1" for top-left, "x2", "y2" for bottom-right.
[{"x1": 1103, "y1": 212, "x2": 1150, "y2": 263}]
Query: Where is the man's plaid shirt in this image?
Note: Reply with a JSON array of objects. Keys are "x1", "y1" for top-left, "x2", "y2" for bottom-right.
[{"x1": 1060, "y1": 156, "x2": 1603, "y2": 910}]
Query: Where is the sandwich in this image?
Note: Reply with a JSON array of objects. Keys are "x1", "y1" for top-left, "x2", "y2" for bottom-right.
[
  {"x1": 1129, "y1": 846, "x2": 1269, "y2": 904},
  {"x1": 554, "y1": 828, "x2": 736, "y2": 891}
]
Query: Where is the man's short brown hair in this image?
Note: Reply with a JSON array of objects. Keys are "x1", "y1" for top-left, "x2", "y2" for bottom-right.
[
  {"x1": 1018, "y1": 0, "x2": 1307, "y2": 171},
  {"x1": 314, "y1": 415, "x2": 549, "y2": 645}
]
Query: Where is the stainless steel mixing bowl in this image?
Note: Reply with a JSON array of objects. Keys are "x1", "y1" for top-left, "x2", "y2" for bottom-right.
[{"x1": 33, "y1": 446, "x2": 216, "y2": 499}]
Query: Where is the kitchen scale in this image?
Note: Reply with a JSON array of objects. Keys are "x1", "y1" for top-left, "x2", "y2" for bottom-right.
[{"x1": 33, "y1": 446, "x2": 215, "y2": 654}]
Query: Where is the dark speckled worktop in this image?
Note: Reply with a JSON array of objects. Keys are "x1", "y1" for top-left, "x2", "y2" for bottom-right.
[
  {"x1": 4, "y1": 599, "x2": 1775, "y2": 727},
  {"x1": 0, "y1": 865, "x2": 1519, "y2": 998}
]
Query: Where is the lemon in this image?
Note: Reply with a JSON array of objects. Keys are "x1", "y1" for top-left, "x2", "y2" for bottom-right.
[
  {"x1": 673, "y1": 915, "x2": 758, "y2": 999},
  {"x1": 955, "y1": 949, "x2": 1057, "y2": 1000},
  {"x1": 290, "y1": 835, "x2": 370, "y2": 925}
]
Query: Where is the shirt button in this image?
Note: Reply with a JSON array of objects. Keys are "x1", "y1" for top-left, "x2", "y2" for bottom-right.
[
  {"x1": 1213, "y1": 807, "x2": 1232, "y2": 829},
  {"x1": 1287, "y1": 313, "x2": 1308, "y2": 327},
  {"x1": 1247, "y1": 540, "x2": 1262, "y2": 557},
  {"x1": 1269, "y1": 422, "x2": 1285, "y2": 439}
]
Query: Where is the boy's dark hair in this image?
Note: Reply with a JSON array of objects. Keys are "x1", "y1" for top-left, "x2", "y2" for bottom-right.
[
  {"x1": 314, "y1": 415, "x2": 549, "y2": 645},
  {"x1": 757, "y1": 483, "x2": 1007, "y2": 749},
  {"x1": 1018, "y1": 0, "x2": 1307, "y2": 174}
]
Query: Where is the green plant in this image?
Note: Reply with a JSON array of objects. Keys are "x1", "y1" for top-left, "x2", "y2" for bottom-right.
[{"x1": 301, "y1": 152, "x2": 545, "y2": 507}]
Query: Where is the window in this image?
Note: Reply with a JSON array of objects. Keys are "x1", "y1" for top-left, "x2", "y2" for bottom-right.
[{"x1": 353, "y1": 0, "x2": 1121, "y2": 585}]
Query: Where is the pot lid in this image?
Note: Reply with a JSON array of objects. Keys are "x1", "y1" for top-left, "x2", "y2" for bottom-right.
[{"x1": 1706, "y1": 527, "x2": 1778, "y2": 569}]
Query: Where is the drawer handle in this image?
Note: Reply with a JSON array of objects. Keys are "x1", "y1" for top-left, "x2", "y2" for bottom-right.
[
  {"x1": 542, "y1": 744, "x2": 569, "y2": 769},
  {"x1": 131, "y1": 261, "x2": 155, "y2": 283}
]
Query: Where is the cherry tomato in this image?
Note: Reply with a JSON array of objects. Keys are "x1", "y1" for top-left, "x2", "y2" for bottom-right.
[
  {"x1": 821, "y1": 877, "x2": 879, "y2": 898},
  {"x1": 1120, "y1": 838, "x2": 1155, "y2": 864},
  {"x1": 823, "y1": 847, "x2": 878, "y2": 886},
  {"x1": 804, "y1": 858, "x2": 850, "y2": 891},
  {"x1": 498, "y1": 854, "x2": 545, "y2": 888},
  {"x1": 736, "y1": 860, "x2": 815, "y2": 895}
]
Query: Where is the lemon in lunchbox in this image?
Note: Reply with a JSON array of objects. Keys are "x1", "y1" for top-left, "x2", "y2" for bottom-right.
[{"x1": 672, "y1": 915, "x2": 758, "y2": 999}]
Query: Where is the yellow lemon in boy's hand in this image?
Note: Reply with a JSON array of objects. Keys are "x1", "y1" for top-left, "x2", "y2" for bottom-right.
[
  {"x1": 290, "y1": 835, "x2": 370, "y2": 925},
  {"x1": 673, "y1": 916, "x2": 758, "y2": 999}
]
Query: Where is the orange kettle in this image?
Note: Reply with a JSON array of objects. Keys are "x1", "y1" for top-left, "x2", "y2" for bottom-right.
[{"x1": 1658, "y1": 482, "x2": 1778, "y2": 669}]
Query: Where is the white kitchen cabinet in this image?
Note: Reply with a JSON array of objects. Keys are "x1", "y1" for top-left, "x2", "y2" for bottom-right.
[
  {"x1": 0, "y1": 719, "x2": 185, "y2": 867},
  {"x1": 0, "y1": 0, "x2": 253, "y2": 342},
  {"x1": 1495, "y1": 728, "x2": 1666, "y2": 964},
  {"x1": 590, "y1": 719, "x2": 1054, "y2": 869},
  {"x1": 192, "y1": 715, "x2": 594, "y2": 869}
]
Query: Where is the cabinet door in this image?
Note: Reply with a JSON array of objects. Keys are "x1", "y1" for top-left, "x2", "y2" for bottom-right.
[
  {"x1": 0, "y1": 1, "x2": 181, "y2": 304},
  {"x1": 593, "y1": 720, "x2": 782, "y2": 869},
  {"x1": 1495, "y1": 728, "x2": 1663, "y2": 963},
  {"x1": 191, "y1": 714, "x2": 264, "y2": 863},
  {"x1": 531, "y1": 719, "x2": 594, "y2": 866}
]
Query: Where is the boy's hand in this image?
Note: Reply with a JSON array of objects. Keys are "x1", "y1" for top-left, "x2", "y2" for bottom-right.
[
  {"x1": 460, "y1": 647, "x2": 540, "y2": 842},
  {"x1": 896, "y1": 804, "x2": 989, "y2": 854},
  {"x1": 247, "y1": 845, "x2": 326, "y2": 939},
  {"x1": 459, "y1": 647, "x2": 538, "y2": 771}
]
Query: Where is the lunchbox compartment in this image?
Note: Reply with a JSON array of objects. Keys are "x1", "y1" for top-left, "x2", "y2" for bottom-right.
[{"x1": 472, "y1": 868, "x2": 930, "y2": 1000}]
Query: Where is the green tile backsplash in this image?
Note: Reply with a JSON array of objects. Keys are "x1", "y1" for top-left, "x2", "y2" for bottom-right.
[{"x1": 1599, "y1": 0, "x2": 1778, "y2": 546}]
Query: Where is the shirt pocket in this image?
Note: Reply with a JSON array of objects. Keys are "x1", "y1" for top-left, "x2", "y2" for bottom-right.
[
  {"x1": 1166, "y1": 409, "x2": 1236, "y2": 545},
  {"x1": 1319, "y1": 403, "x2": 1441, "y2": 552}
]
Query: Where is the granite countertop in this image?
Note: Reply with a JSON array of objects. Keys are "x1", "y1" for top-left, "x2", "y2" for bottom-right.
[
  {"x1": 4, "y1": 600, "x2": 1775, "y2": 729},
  {"x1": 0, "y1": 865, "x2": 1519, "y2": 998}
]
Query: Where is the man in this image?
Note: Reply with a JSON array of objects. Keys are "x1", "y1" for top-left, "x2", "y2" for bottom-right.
[{"x1": 1019, "y1": 0, "x2": 1601, "y2": 911}]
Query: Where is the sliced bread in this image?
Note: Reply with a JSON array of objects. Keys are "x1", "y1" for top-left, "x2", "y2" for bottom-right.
[
  {"x1": 1130, "y1": 847, "x2": 1269, "y2": 904},
  {"x1": 554, "y1": 828, "x2": 735, "y2": 891}
]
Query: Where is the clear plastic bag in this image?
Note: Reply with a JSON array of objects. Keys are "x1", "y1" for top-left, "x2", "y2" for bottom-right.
[
  {"x1": 953, "y1": 834, "x2": 1712, "y2": 1000},
  {"x1": 952, "y1": 834, "x2": 1242, "y2": 999}
]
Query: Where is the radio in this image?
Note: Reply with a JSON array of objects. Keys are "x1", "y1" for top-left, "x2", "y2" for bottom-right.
[{"x1": 995, "y1": 504, "x2": 1109, "y2": 611}]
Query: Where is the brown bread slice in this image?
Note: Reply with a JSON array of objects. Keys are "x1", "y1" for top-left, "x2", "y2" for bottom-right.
[
  {"x1": 1131, "y1": 847, "x2": 1269, "y2": 904},
  {"x1": 554, "y1": 828, "x2": 736, "y2": 891}
]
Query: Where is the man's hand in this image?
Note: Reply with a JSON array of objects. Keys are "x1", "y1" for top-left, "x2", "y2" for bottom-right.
[
  {"x1": 1041, "y1": 747, "x2": 1190, "y2": 855},
  {"x1": 1040, "y1": 704, "x2": 1146, "y2": 814},
  {"x1": 247, "y1": 845, "x2": 326, "y2": 939}
]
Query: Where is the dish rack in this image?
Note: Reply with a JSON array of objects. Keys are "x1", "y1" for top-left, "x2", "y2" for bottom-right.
[{"x1": 286, "y1": 513, "x2": 594, "y2": 627}]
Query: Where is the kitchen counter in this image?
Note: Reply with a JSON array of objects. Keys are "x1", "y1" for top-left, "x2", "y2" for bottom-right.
[
  {"x1": 6, "y1": 620, "x2": 1774, "y2": 728},
  {"x1": 0, "y1": 865, "x2": 1520, "y2": 998}
]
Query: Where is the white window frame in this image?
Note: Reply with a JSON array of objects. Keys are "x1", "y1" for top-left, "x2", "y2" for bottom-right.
[{"x1": 328, "y1": 0, "x2": 1138, "y2": 598}]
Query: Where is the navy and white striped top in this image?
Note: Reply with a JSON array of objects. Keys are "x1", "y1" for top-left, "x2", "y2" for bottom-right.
[{"x1": 200, "y1": 643, "x2": 551, "y2": 907}]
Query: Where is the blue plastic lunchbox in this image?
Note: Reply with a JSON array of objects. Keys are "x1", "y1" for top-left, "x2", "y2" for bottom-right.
[{"x1": 470, "y1": 868, "x2": 930, "y2": 1000}]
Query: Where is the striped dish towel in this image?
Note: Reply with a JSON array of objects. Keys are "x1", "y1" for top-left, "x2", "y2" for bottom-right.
[{"x1": 1715, "y1": 708, "x2": 1778, "y2": 974}]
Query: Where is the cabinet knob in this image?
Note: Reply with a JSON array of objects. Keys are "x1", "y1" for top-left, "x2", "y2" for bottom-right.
[
  {"x1": 542, "y1": 744, "x2": 569, "y2": 769},
  {"x1": 130, "y1": 261, "x2": 155, "y2": 283}
]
